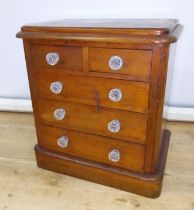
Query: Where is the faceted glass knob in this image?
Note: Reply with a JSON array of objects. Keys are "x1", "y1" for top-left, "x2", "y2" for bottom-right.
[
  {"x1": 46, "y1": 52, "x2": 59, "y2": 65},
  {"x1": 109, "y1": 88, "x2": 122, "y2": 102},
  {"x1": 108, "y1": 120, "x2": 120, "y2": 133},
  {"x1": 109, "y1": 56, "x2": 123, "y2": 71},
  {"x1": 54, "y1": 108, "x2": 66, "y2": 120},
  {"x1": 57, "y1": 136, "x2": 69, "y2": 148},
  {"x1": 50, "y1": 81, "x2": 63, "y2": 94},
  {"x1": 108, "y1": 149, "x2": 120, "y2": 162}
]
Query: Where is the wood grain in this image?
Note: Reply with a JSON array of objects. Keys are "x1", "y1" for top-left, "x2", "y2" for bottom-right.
[
  {"x1": 88, "y1": 47, "x2": 152, "y2": 78},
  {"x1": 36, "y1": 71, "x2": 150, "y2": 113},
  {"x1": 82, "y1": 46, "x2": 89, "y2": 72},
  {"x1": 144, "y1": 45, "x2": 163, "y2": 173},
  {"x1": 37, "y1": 98, "x2": 148, "y2": 143},
  {"x1": 37, "y1": 124, "x2": 145, "y2": 172},
  {"x1": 35, "y1": 130, "x2": 168, "y2": 198},
  {"x1": 20, "y1": 19, "x2": 178, "y2": 35},
  {"x1": 30, "y1": 44, "x2": 83, "y2": 71}
]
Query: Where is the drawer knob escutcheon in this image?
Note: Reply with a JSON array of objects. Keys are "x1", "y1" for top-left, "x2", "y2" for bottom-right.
[
  {"x1": 54, "y1": 108, "x2": 66, "y2": 120},
  {"x1": 108, "y1": 120, "x2": 120, "y2": 133},
  {"x1": 109, "y1": 56, "x2": 123, "y2": 71},
  {"x1": 50, "y1": 81, "x2": 63, "y2": 94},
  {"x1": 109, "y1": 88, "x2": 122, "y2": 102},
  {"x1": 57, "y1": 136, "x2": 69, "y2": 148},
  {"x1": 108, "y1": 149, "x2": 120, "y2": 162},
  {"x1": 46, "y1": 52, "x2": 59, "y2": 65}
]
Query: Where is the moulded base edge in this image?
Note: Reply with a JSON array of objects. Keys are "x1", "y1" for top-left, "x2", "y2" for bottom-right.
[{"x1": 34, "y1": 129, "x2": 170, "y2": 198}]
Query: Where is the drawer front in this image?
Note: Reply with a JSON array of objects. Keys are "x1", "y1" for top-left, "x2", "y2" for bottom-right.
[
  {"x1": 30, "y1": 45, "x2": 83, "y2": 71},
  {"x1": 37, "y1": 124, "x2": 145, "y2": 172},
  {"x1": 37, "y1": 71, "x2": 149, "y2": 113},
  {"x1": 38, "y1": 99, "x2": 147, "y2": 143},
  {"x1": 88, "y1": 48, "x2": 152, "y2": 77}
]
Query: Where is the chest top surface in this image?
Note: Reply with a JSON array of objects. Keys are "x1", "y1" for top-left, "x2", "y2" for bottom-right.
[{"x1": 21, "y1": 19, "x2": 179, "y2": 36}]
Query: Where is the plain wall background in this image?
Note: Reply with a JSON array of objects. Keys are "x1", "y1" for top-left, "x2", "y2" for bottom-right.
[{"x1": 0, "y1": 0, "x2": 193, "y2": 107}]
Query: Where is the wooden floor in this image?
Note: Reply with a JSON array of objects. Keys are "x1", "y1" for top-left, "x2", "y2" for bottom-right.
[{"x1": 0, "y1": 112, "x2": 193, "y2": 210}]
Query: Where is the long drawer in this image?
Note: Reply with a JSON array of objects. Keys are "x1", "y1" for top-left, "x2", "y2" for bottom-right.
[
  {"x1": 37, "y1": 124, "x2": 145, "y2": 172},
  {"x1": 37, "y1": 99, "x2": 147, "y2": 144},
  {"x1": 36, "y1": 71, "x2": 149, "y2": 113}
]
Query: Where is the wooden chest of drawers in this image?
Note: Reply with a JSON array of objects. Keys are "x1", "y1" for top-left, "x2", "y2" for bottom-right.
[{"x1": 17, "y1": 19, "x2": 182, "y2": 198}]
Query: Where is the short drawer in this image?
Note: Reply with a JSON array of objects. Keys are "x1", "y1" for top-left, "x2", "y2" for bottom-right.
[
  {"x1": 88, "y1": 48, "x2": 152, "y2": 78},
  {"x1": 38, "y1": 99, "x2": 147, "y2": 144},
  {"x1": 36, "y1": 71, "x2": 149, "y2": 113},
  {"x1": 37, "y1": 124, "x2": 145, "y2": 172},
  {"x1": 30, "y1": 45, "x2": 83, "y2": 71}
]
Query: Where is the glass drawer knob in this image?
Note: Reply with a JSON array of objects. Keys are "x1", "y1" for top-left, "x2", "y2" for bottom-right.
[
  {"x1": 109, "y1": 56, "x2": 123, "y2": 71},
  {"x1": 50, "y1": 81, "x2": 62, "y2": 94},
  {"x1": 57, "y1": 136, "x2": 68, "y2": 148},
  {"x1": 108, "y1": 149, "x2": 120, "y2": 162},
  {"x1": 109, "y1": 88, "x2": 122, "y2": 102},
  {"x1": 54, "y1": 108, "x2": 65, "y2": 120},
  {"x1": 108, "y1": 120, "x2": 120, "y2": 133},
  {"x1": 46, "y1": 52, "x2": 59, "y2": 65}
]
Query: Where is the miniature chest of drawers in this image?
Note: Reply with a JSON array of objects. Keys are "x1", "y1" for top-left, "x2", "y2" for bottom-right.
[{"x1": 17, "y1": 19, "x2": 182, "y2": 198}]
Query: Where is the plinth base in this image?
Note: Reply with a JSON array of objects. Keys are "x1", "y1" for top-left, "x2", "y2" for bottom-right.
[{"x1": 35, "y1": 129, "x2": 170, "y2": 198}]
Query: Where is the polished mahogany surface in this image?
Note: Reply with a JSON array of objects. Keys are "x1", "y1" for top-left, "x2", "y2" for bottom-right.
[{"x1": 17, "y1": 19, "x2": 182, "y2": 198}]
